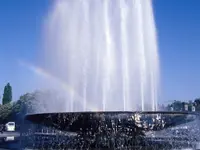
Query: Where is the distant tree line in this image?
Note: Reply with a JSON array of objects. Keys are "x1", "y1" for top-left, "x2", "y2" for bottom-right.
[
  {"x1": 166, "y1": 99, "x2": 200, "y2": 112},
  {"x1": 0, "y1": 82, "x2": 200, "y2": 126},
  {"x1": 0, "y1": 83, "x2": 64, "y2": 125},
  {"x1": 0, "y1": 83, "x2": 41, "y2": 125}
]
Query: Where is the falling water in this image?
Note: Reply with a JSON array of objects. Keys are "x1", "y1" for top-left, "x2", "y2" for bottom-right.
[{"x1": 43, "y1": 0, "x2": 160, "y2": 112}]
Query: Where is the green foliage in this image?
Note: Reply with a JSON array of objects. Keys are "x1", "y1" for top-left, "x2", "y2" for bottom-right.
[
  {"x1": 2, "y1": 83, "x2": 12, "y2": 105},
  {"x1": 167, "y1": 100, "x2": 198, "y2": 112},
  {"x1": 0, "y1": 90, "x2": 66, "y2": 123},
  {"x1": 194, "y1": 98, "x2": 200, "y2": 111},
  {"x1": 0, "y1": 92, "x2": 37, "y2": 124},
  {"x1": 0, "y1": 103, "x2": 13, "y2": 123},
  {"x1": 188, "y1": 100, "x2": 193, "y2": 111},
  {"x1": 168, "y1": 100, "x2": 183, "y2": 111},
  {"x1": 18, "y1": 92, "x2": 37, "y2": 114}
]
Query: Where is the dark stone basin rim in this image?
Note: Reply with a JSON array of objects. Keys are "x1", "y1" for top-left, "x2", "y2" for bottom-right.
[{"x1": 25, "y1": 111, "x2": 198, "y2": 118}]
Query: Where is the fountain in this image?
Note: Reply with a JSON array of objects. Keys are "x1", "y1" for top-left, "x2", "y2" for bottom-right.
[{"x1": 21, "y1": 0, "x2": 200, "y2": 149}]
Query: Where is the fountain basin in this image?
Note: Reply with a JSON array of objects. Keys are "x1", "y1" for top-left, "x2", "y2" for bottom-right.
[
  {"x1": 25, "y1": 111, "x2": 197, "y2": 133},
  {"x1": 22, "y1": 111, "x2": 198, "y2": 149}
]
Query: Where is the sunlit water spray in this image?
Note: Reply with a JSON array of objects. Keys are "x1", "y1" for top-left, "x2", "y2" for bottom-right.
[{"x1": 42, "y1": 0, "x2": 160, "y2": 112}]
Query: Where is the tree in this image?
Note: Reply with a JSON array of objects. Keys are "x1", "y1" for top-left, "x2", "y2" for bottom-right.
[
  {"x1": 194, "y1": 98, "x2": 200, "y2": 111},
  {"x1": 2, "y1": 83, "x2": 12, "y2": 105},
  {"x1": 188, "y1": 100, "x2": 193, "y2": 111},
  {"x1": 171, "y1": 100, "x2": 183, "y2": 111},
  {"x1": 0, "y1": 103, "x2": 13, "y2": 123}
]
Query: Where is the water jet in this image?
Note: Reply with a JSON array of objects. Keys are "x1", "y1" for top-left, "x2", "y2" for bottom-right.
[{"x1": 41, "y1": 0, "x2": 159, "y2": 112}]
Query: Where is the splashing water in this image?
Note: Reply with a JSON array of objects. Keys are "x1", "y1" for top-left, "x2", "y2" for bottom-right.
[{"x1": 42, "y1": 0, "x2": 160, "y2": 112}]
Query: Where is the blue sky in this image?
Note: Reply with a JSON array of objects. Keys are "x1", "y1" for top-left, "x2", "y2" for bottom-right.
[
  {"x1": 154, "y1": 0, "x2": 200, "y2": 103},
  {"x1": 0, "y1": 0, "x2": 200, "y2": 103},
  {"x1": 0, "y1": 0, "x2": 50, "y2": 101}
]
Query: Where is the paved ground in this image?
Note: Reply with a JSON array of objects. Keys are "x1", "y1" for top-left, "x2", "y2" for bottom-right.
[
  {"x1": 0, "y1": 132, "x2": 20, "y2": 149},
  {"x1": 0, "y1": 131, "x2": 20, "y2": 138}
]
